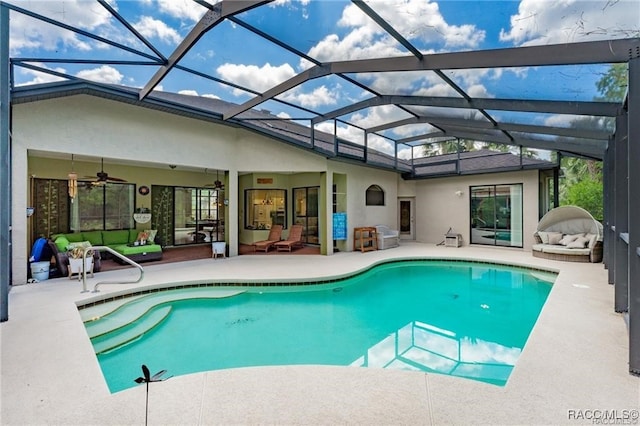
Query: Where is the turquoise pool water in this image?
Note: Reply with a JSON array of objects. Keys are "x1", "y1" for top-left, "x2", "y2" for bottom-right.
[{"x1": 83, "y1": 260, "x2": 555, "y2": 393}]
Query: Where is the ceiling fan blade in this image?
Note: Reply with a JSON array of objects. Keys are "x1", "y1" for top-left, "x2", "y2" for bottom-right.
[
  {"x1": 141, "y1": 364, "x2": 151, "y2": 382},
  {"x1": 150, "y1": 369, "x2": 168, "y2": 381}
]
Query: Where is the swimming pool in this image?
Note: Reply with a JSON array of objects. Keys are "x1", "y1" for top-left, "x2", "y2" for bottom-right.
[{"x1": 80, "y1": 259, "x2": 555, "y2": 393}]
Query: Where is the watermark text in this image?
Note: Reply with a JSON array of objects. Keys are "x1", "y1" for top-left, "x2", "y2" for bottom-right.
[{"x1": 568, "y1": 409, "x2": 640, "y2": 424}]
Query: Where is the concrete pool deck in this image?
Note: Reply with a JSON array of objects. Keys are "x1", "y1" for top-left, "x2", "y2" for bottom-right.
[{"x1": 1, "y1": 243, "x2": 638, "y2": 425}]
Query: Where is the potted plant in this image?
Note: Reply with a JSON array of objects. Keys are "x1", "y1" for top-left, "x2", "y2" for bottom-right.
[{"x1": 67, "y1": 246, "x2": 94, "y2": 279}]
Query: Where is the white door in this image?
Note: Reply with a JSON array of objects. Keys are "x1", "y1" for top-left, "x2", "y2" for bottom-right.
[{"x1": 398, "y1": 197, "x2": 415, "y2": 240}]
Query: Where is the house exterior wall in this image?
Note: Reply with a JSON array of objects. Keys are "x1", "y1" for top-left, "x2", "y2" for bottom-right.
[
  {"x1": 328, "y1": 163, "x2": 400, "y2": 251},
  {"x1": 11, "y1": 95, "x2": 399, "y2": 284},
  {"x1": 413, "y1": 171, "x2": 540, "y2": 248},
  {"x1": 11, "y1": 93, "x2": 542, "y2": 285}
]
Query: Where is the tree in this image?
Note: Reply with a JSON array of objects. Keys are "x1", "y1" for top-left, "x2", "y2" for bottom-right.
[
  {"x1": 596, "y1": 63, "x2": 628, "y2": 103},
  {"x1": 558, "y1": 64, "x2": 626, "y2": 217}
]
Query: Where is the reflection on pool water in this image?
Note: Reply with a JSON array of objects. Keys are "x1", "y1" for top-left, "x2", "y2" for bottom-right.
[{"x1": 80, "y1": 260, "x2": 555, "y2": 393}]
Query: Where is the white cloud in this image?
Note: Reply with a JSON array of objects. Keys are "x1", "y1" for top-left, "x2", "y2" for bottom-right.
[
  {"x1": 349, "y1": 105, "x2": 413, "y2": 130},
  {"x1": 76, "y1": 65, "x2": 123, "y2": 84},
  {"x1": 178, "y1": 89, "x2": 199, "y2": 96},
  {"x1": 15, "y1": 64, "x2": 67, "y2": 86},
  {"x1": 271, "y1": 0, "x2": 311, "y2": 6},
  {"x1": 338, "y1": 0, "x2": 485, "y2": 48},
  {"x1": 202, "y1": 93, "x2": 220, "y2": 100},
  {"x1": 156, "y1": 0, "x2": 207, "y2": 22},
  {"x1": 279, "y1": 85, "x2": 339, "y2": 109},
  {"x1": 217, "y1": 62, "x2": 296, "y2": 95},
  {"x1": 500, "y1": 0, "x2": 640, "y2": 46},
  {"x1": 134, "y1": 16, "x2": 182, "y2": 45},
  {"x1": 306, "y1": 27, "x2": 405, "y2": 64},
  {"x1": 9, "y1": 1, "x2": 112, "y2": 53}
]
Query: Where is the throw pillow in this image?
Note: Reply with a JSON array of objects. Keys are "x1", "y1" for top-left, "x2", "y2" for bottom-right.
[
  {"x1": 574, "y1": 236, "x2": 589, "y2": 246},
  {"x1": 144, "y1": 229, "x2": 158, "y2": 243},
  {"x1": 54, "y1": 236, "x2": 70, "y2": 252},
  {"x1": 537, "y1": 231, "x2": 550, "y2": 244},
  {"x1": 585, "y1": 233, "x2": 597, "y2": 249},
  {"x1": 559, "y1": 234, "x2": 579, "y2": 246},
  {"x1": 136, "y1": 231, "x2": 149, "y2": 242},
  {"x1": 567, "y1": 239, "x2": 588, "y2": 249},
  {"x1": 548, "y1": 232, "x2": 563, "y2": 245}
]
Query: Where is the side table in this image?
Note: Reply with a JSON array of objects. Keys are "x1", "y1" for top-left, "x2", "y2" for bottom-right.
[{"x1": 353, "y1": 227, "x2": 378, "y2": 252}]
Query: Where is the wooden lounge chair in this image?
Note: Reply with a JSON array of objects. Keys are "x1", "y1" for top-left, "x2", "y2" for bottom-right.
[
  {"x1": 274, "y1": 224, "x2": 304, "y2": 252},
  {"x1": 252, "y1": 225, "x2": 283, "y2": 252}
]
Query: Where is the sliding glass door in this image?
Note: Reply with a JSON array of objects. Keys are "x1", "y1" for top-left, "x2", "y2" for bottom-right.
[
  {"x1": 173, "y1": 187, "x2": 224, "y2": 245},
  {"x1": 470, "y1": 184, "x2": 522, "y2": 247},
  {"x1": 293, "y1": 187, "x2": 319, "y2": 244}
]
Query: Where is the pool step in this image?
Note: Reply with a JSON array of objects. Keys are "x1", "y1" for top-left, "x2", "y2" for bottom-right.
[
  {"x1": 91, "y1": 306, "x2": 172, "y2": 354},
  {"x1": 83, "y1": 288, "x2": 245, "y2": 338}
]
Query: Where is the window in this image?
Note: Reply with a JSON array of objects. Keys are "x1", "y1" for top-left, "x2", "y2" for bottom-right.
[
  {"x1": 245, "y1": 189, "x2": 286, "y2": 230},
  {"x1": 366, "y1": 184, "x2": 385, "y2": 206},
  {"x1": 470, "y1": 184, "x2": 523, "y2": 247},
  {"x1": 72, "y1": 182, "x2": 135, "y2": 231}
]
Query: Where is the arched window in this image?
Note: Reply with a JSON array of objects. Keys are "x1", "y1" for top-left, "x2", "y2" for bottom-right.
[{"x1": 365, "y1": 184, "x2": 385, "y2": 206}]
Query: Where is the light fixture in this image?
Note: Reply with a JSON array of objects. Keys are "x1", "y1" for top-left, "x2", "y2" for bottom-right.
[
  {"x1": 214, "y1": 170, "x2": 223, "y2": 189},
  {"x1": 68, "y1": 154, "x2": 78, "y2": 202},
  {"x1": 455, "y1": 190, "x2": 463, "y2": 197}
]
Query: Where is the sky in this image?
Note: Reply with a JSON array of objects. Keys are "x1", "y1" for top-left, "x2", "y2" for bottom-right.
[{"x1": 4, "y1": 0, "x2": 640, "y2": 157}]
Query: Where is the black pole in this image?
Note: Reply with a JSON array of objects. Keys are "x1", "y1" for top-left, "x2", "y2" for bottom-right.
[{"x1": 145, "y1": 381, "x2": 149, "y2": 426}]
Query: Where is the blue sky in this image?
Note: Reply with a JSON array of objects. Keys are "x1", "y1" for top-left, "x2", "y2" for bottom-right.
[{"x1": 5, "y1": 0, "x2": 640, "y2": 156}]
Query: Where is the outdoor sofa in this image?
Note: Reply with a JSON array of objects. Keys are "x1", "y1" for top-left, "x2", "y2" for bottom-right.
[
  {"x1": 532, "y1": 206, "x2": 603, "y2": 263},
  {"x1": 51, "y1": 229, "x2": 163, "y2": 265}
]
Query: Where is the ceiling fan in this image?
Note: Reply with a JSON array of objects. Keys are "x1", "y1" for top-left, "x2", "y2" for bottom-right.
[
  {"x1": 84, "y1": 158, "x2": 127, "y2": 185},
  {"x1": 204, "y1": 169, "x2": 224, "y2": 190}
]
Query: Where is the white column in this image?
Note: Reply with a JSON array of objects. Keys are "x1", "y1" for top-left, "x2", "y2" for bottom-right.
[{"x1": 227, "y1": 169, "x2": 238, "y2": 257}]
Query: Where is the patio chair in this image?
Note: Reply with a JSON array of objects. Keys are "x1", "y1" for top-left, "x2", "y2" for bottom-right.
[
  {"x1": 274, "y1": 224, "x2": 304, "y2": 252},
  {"x1": 252, "y1": 225, "x2": 283, "y2": 252}
]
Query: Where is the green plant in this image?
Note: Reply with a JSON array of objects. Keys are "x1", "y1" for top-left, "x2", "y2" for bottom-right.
[{"x1": 68, "y1": 246, "x2": 94, "y2": 259}]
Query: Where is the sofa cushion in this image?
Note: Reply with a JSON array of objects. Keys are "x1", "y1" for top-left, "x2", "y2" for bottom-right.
[
  {"x1": 102, "y1": 230, "x2": 130, "y2": 246},
  {"x1": 541, "y1": 245, "x2": 590, "y2": 255},
  {"x1": 66, "y1": 233, "x2": 85, "y2": 243},
  {"x1": 82, "y1": 230, "x2": 103, "y2": 246},
  {"x1": 531, "y1": 243, "x2": 544, "y2": 252},
  {"x1": 113, "y1": 244, "x2": 162, "y2": 255},
  {"x1": 548, "y1": 232, "x2": 563, "y2": 245},
  {"x1": 54, "y1": 236, "x2": 70, "y2": 252},
  {"x1": 129, "y1": 229, "x2": 140, "y2": 244},
  {"x1": 585, "y1": 233, "x2": 598, "y2": 249}
]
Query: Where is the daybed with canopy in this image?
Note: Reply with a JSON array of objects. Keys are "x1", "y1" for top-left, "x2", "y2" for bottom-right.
[{"x1": 532, "y1": 206, "x2": 603, "y2": 263}]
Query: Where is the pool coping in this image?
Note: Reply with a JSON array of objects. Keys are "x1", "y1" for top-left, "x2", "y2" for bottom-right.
[{"x1": 76, "y1": 256, "x2": 560, "y2": 310}]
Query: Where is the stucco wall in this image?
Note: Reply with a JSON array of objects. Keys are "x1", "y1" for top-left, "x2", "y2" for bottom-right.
[
  {"x1": 11, "y1": 94, "x2": 543, "y2": 285},
  {"x1": 414, "y1": 171, "x2": 540, "y2": 249},
  {"x1": 329, "y1": 163, "x2": 400, "y2": 250},
  {"x1": 11, "y1": 95, "x2": 400, "y2": 283}
]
